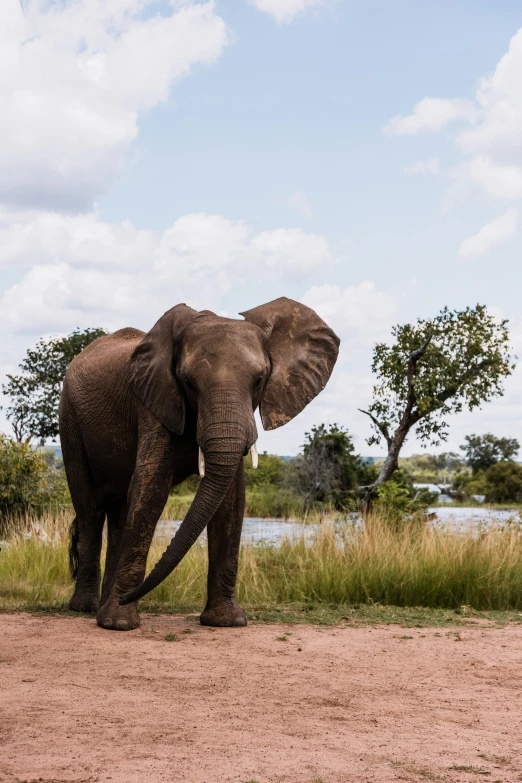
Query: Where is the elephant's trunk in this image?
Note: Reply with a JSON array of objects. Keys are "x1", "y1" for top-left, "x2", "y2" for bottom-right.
[{"x1": 120, "y1": 393, "x2": 256, "y2": 605}]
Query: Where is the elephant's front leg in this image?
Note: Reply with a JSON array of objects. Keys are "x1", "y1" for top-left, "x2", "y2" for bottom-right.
[
  {"x1": 200, "y1": 459, "x2": 247, "y2": 627},
  {"x1": 97, "y1": 433, "x2": 173, "y2": 631}
]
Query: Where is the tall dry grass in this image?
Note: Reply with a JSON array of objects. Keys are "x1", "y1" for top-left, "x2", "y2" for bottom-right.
[{"x1": 2, "y1": 511, "x2": 522, "y2": 612}]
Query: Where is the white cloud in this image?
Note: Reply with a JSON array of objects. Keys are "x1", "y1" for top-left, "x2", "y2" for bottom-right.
[
  {"x1": 389, "y1": 28, "x2": 522, "y2": 181},
  {"x1": 301, "y1": 281, "x2": 397, "y2": 350},
  {"x1": 251, "y1": 227, "x2": 328, "y2": 271},
  {"x1": 456, "y1": 30, "x2": 522, "y2": 156},
  {"x1": 463, "y1": 155, "x2": 522, "y2": 200},
  {"x1": 288, "y1": 190, "x2": 314, "y2": 218},
  {"x1": 458, "y1": 208, "x2": 518, "y2": 260},
  {"x1": 250, "y1": 0, "x2": 325, "y2": 24},
  {"x1": 387, "y1": 27, "x2": 522, "y2": 257},
  {"x1": 385, "y1": 98, "x2": 477, "y2": 136},
  {"x1": 0, "y1": 0, "x2": 228, "y2": 211},
  {"x1": 0, "y1": 209, "x2": 333, "y2": 334},
  {"x1": 404, "y1": 157, "x2": 440, "y2": 176}
]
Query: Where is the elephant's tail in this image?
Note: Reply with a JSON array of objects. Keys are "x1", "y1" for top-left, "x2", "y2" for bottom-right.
[{"x1": 69, "y1": 517, "x2": 80, "y2": 580}]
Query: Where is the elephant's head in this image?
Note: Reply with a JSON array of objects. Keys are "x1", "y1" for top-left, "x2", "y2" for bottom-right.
[{"x1": 120, "y1": 296, "x2": 339, "y2": 605}]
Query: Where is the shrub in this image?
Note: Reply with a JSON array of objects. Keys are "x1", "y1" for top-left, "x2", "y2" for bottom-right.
[
  {"x1": 245, "y1": 485, "x2": 304, "y2": 518},
  {"x1": 244, "y1": 453, "x2": 287, "y2": 488},
  {"x1": 0, "y1": 435, "x2": 67, "y2": 532},
  {"x1": 483, "y1": 461, "x2": 522, "y2": 504},
  {"x1": 373, "y1": 470, "x2": 438, "y2": 527},
  {"x1": 285, "y1": 424, "x2": 376, "y2": 510}
]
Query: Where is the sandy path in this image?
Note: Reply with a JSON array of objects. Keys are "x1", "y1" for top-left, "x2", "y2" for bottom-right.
[{"x1": 1, "y1": 613, "x2": 521, "y2": 783}]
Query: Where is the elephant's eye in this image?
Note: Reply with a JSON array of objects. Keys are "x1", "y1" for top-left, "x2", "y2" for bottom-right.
[{"x1": 254, "y1": 374, "x2": 264, "y2": 389}]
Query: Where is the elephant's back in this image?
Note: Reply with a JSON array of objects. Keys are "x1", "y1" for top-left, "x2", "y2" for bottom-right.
[
  {"x1": 61, "y1": 328, "x2": 146, "y2": 468},
  {"x1": 71, "y1": 327, "x2": 145, "y2": 365},
  {"x1": 64, "y1": 327, "x2": 144, "y2": 397}
]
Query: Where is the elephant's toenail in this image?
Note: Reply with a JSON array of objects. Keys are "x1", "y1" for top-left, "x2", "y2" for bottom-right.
[
  {"x1": 103, "y1": 618, "x2": 113, "y2": 628},
  {"x1": 115, "y1": 619, "x2": 129, "y2": 630},
  {"x1": 235, "y1": 616, "x2": 247, "y2": 627}
]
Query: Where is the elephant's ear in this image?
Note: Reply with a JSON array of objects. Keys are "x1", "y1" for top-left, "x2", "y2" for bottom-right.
[
  {"x1": 130, "y1": 304, "x2": 200, "y2": 434},
  {"x1": 240, "y1": 297, "x2": 340, "y2": 431}
]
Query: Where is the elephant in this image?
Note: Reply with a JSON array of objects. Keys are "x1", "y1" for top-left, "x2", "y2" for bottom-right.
[{"x1": 60, "y1": 297, "x2": 339, "y2": 631}]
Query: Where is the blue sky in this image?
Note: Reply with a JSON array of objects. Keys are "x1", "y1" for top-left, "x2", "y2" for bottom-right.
[{"x1": 1, "y1": 0, "x2": 522, "y2": 456}]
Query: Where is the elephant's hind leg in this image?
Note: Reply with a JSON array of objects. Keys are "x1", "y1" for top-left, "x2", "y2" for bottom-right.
[
  {"x1": 68, "y1": 508, "x2": 105, "y2": 613},
  {"x1": 61, "y1": 402, "x2": 105, "y2": 613}
]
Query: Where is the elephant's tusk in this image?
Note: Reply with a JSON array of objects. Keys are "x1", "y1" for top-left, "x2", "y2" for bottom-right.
[
  {"x1": 250, "y1": 442, "x2": 258, "y2": 469},
  {"x1": 198, "y1": 447, "x2": 205, "y2": 478}
]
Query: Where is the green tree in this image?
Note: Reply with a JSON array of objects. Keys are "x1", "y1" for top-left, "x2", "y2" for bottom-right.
[
  {"x1": 433, "y1": 452, "x2": 466, "y2": 474},
  {"x1": 360, "y1": 305, "x2": 515, "y2": 500},
  {"x1": 398, "y1": 452, "x2": 465, "y2": 484},
  {"x1": 244, "y1": 452, "x2": 287, "y2": 488},
  {"x1": 2, "y1": 328, "x2": 107, "y2": 444},
  {"x1": 0, "y1": 435, "x2": 67, "y2": 532},
  {"x1": 460, "y1": 433, "x2": 519, "y2": 474},
  {"x1": 287, "y1": 424, "x2": 376, "y2": 509},
  {"x1": 482, "y1": 461, "x2": 522, "y2": 504}
]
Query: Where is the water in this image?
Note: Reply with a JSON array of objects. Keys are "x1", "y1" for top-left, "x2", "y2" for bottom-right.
[
  {"x1": 157, "y1": 506, "x2": 522, "y2": 546},
  {"x1": 157, "y1": 517, "x2": 312, "y2": 546},
  {"x1": 428, "y1": 505, "x2": 520, "y2": 529}
]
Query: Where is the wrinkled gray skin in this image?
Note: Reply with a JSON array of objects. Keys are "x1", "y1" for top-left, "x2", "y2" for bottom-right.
[{"x1": 60, "y1": 297, "x2": 339, "y2": 631}]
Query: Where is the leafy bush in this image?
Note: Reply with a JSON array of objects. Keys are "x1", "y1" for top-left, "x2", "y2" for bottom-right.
[
  {"x1": 244, "y1": 452, "x2": 286, "y2": 488},
  {"x1": 373, "y1": 470, "x2": 438, "y2": 527},
  {"x1": 285, "y1": 424, "x2": 376, "y2": 510},
  {"x1": 0, "y1": 435, "x2": 68, "y2": 531},
  {"x1": 483, "y1": 461, "x2": 522, "y2": 504},
  {"x1": 245, "y1": 485, "x2": 304, "y2": 518},
  {"x1": 453, "y1": 461, "x2": 522, "y2": 505},
  {"x1": 170, "y1": 474, "x2": 200, "y2": 496}
]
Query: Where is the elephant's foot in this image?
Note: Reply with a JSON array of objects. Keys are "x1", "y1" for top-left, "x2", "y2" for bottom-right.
[
  {"x1": 200, "y1": 599, "x2": 247, "y2": 627},
  {"x1": 69, "y1": 590, "x2": 99, "y2": 614},
  {"x1": 96, "y1": 599, "x2": 140, "y2": 631}
]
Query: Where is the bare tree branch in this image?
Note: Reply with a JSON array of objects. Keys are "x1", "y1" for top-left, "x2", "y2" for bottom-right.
[{"x1": 358, "y1": 408, "x2": 391, "y2": 447}]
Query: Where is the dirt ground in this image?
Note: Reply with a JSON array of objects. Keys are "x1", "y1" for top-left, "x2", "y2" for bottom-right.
[{"x1": 1, "y1": 614, "x2": 522, "y2": 783}]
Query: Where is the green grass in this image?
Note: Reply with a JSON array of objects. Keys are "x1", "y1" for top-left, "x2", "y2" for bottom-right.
[
  {"x1": 4, "y1": 512, "x2": 522, "y2": 623},
  {"x1": 163, "y1": 486, "x2": 306, "y2": 519}
]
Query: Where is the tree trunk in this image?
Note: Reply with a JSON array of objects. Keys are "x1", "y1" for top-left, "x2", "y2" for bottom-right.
[
  {"x1": 360, "y1": 334, "x2": 432, "y2": 513},
  {"x1": 362, "y1": 420, "x2": 412, "y2": 512}
]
